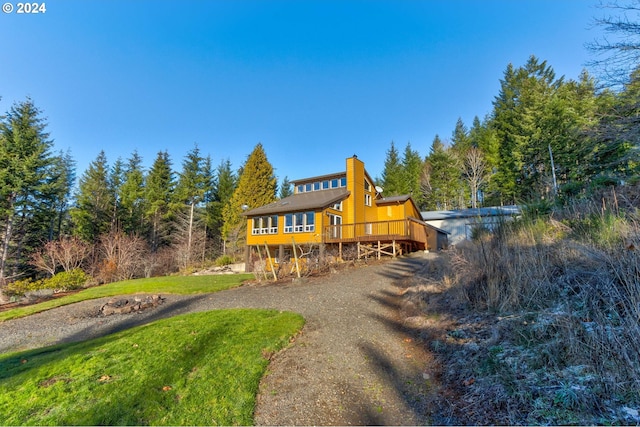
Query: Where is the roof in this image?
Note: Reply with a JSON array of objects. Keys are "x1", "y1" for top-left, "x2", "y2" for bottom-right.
[
  {"x1": 421, "y1": 205, "x2": 521, "y2": 221},
  {"x1": 376, "y1": 195, "x2": 412, "y2": 205},
  {"x1": 243, "y1": 188, "x2": 350, "y2": 216},
  {"x1": 292, "y1": 171, "x2": 344, "y2": 185}
]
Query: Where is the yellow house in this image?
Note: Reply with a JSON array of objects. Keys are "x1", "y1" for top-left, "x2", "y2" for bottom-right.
[{"x1": 242, "y1": 155, "x2": 434, "y2": 272}]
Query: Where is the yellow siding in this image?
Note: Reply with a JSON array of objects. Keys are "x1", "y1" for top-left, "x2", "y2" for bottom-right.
[{"x1": 246, "y1": 211, "x2": 324, "y2": 246}]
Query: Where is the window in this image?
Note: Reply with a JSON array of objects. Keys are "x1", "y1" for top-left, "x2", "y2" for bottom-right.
[
  {"x1": 331, "y1": 178, "x2": 339, "y2": 188},
  {"x1": 252, "y1": 216, "x2": 279, "y2": 235},
  {"x1": 284, "y1": 211, "x2": 315, "y2": 233},
  {"x1": 313, "y1": 182, "x2": 321, "y2": 191},
  {"x1": 364, "y1": 180, "x2": 371, "y2": 191},
  {"x1": 322, "y1": 180, "x2": 330, "y2": 189},
  {"x1": 297, "y1": 185, "x2": 304, "y2": 193},
  {"x1": 305, "y1": 212, "x2": 315, "y2": 232},
  {"x1": 331, "y1": 201, "x2": 342, "y2": 211},
  {"x1": 365, "y1": 194, "x2": 372, "y2": 206},
  {"x1": 340, "y1": 177, "x2": 347, "y2": 187},
  {"x1": 305, "y1": 183, "x2": 312, "y2": 192}
]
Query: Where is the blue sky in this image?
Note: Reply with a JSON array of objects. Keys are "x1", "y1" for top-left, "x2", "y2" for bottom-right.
[{"x1": 0, "y1": 0, "x2": 603, "y2": 184}]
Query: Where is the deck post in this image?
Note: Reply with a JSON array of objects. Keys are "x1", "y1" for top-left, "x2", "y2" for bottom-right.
[
  {"x1": 339, "y1": 242, "x2": 343, "y2": 260},
  {"x1": 244, "y1": 245, "x2": 252, "y2": 272},
  {"x1": 393, "y1": 240, "x2": 396, "y2": 258},
  {"x1": 377, "y1": 240, "x2": 381, "y2": 259}
]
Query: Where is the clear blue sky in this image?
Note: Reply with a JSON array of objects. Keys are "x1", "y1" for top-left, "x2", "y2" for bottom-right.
[{"x1": 0, "y1": 0, "x2": 603, "y2": 184}]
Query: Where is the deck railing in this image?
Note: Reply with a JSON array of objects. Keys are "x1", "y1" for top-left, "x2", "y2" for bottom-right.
[{"x1": 324, "y1": 217, "x2": 428, "y2": 244}]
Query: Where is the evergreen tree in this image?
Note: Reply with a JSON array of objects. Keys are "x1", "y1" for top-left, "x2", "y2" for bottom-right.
[
  {"x1": 209, "y1": 159, "x2": 236, "y2": 255},
  {"x1": 401, "y1": 142, "x2": 425, "y2": 208},
  {"x1": 380, "y1": 141, "x2": 404, "y2": 195},
  {"x1": 222, "y1": 143, "x2": 277, "y2": 256},
  {"x1": 279, "y1": 176, "x2": 293, "y2": 199},
  {"x1": 422, "y1": 136, "x2": 462, "y2": 210},
  {"x1": 173, "y1": 145, "x2": 208, "y2": 266},
  {"x1": 71, "y1": 151, "x2": 114, "y2": 242},
  {"x1": 45, "y1": 150, "x2": 75, "y2": 240},
  {"x1": 491, "y1": 56, "x2": 560, "y2": 203},
  {"x1": 119, "y1": 151, "x2": 146, "y2": 235},
  {"x1": 144, "y1": 150, "x2": 174, "y2": 252},
  {"x1": 109, "y1": 157, "x2": 125, "y2": 228},
  {"x1": 0, "y1": 98, "x2": 61, "y2": 284}
]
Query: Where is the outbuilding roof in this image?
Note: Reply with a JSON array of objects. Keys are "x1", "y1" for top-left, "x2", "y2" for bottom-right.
[{"x1": 242, "y1": 188, "x2": 350, "y2": 217}]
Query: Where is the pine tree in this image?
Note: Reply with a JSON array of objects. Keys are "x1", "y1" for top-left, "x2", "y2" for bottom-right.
[
  {"x1": 380, "y1": 141, "x2": 404, "y2": 195},
  {"x1": 119, "y1": 151, "x2": 146, "y2": 235},
  {"x1": 401, "y1": 142, "x2": 425, "y2": 208},
  {"x1": 491, "y1": 56, "x2": 559, "y2": 203},
  {"x1": 206, "y1": 159, "x2": 237, "y2": 255},
  {"x1": 279, "y1": 176, "x2": 293, "y2": 199},
  {"x1": 71, "y1": 151, "x2": 114, "y2": 242},
  {"x1": 109, "y1": 157, "x2": 125, "y2": 228},
  {"x1": 173, "y1": 145, "x2": 208, "y2": 266},
  {"x1": 145, "y1": 150, "x2": 174, "y2": 252},
  {"x1": 222, "y1": 143, "x2": 276, "y2": 256},
  {"x1": 0, "y1": 98, "x2": 61, "y2": 284},
  {"x1": 422, "y1": 136, "x2": 462, "y2": 210}
]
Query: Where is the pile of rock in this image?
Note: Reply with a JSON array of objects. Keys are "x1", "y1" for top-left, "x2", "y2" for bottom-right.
[{"x1": 100, "y1": 295, "x2": 165, "y2": 316}]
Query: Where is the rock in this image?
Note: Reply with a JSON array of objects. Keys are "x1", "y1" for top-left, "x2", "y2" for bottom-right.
[{"x1": 99, "y1": 295, "x2": 165, "y2": 316}]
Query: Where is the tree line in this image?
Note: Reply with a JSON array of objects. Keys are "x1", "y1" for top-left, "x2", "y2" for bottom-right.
[
  {"x1": 0, "y1": 99, "x2": 280, "y2": 296},
  {"x1": 379, "y1": 55, "x2": 639, "y2": 211},
  {"x1": 2, "y1": 2, "x2": 639, "y2": 294}
]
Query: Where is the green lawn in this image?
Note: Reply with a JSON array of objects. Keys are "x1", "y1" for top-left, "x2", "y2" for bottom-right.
[
  {"x1": 0, "y1": 274, "x2": 255, "y2": 322},
  {"x1": 0, "y1": 309, "x2": 304, "y2": 425}
]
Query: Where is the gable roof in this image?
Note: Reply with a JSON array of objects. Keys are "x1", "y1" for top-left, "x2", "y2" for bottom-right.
[{"x1": 242, "y1": 188, "x2": 350, "y2": 217}]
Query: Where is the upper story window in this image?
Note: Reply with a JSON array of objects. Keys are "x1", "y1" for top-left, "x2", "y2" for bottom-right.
[
  {"x1": 252, "y1": 215, "x2": 279, "y2": 235},
  {"x1": 295, "y1": 176, "x2": 347, "y2": 194},
  {"x1": 331, "y1": 201, "x2": 342, "y2": 211},
  {"x1": 364, "y1": 180, "x2": 371, "y2": 192}
]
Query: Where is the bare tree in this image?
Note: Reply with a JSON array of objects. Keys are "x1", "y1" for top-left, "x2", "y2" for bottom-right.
[
  {"x1": 587, "y1": 0, "x2": 640, "y2": 88},
  {"x1": 31, "y1": 237, "x2": 91, "y2": 276},
  {"x1": 464, "y1": 147, "x2": 488, "y2": 209},
  {"x1": 98, "y1": 232, "x2": 147, "y2": 283}
]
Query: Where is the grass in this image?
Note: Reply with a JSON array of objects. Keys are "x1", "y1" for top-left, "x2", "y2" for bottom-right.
[
  {"x1": 0, "y1": 308, "x2": 304, "y2": 425},
  {"x1": 401, "y1": 189, "x2": 640, "y2": 424},
  {"x1": 0, "y1": 274, "x2": 254, "y2": 322}
]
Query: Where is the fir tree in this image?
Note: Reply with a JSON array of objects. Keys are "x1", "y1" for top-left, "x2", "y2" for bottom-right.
[
  {"x1": 401, "y1": 142, "x2": 425, "y2": 208},
  {"x1": 0, "y1": 98, "x2": 61, "y2": 283},
  {"x1": 145, "y1": 150, "x2": 174, "y2": 252},
  {"x1": 279, "y1": 176, "x2": 293, "y2": 199},
  {"x1": 380, "y1": 141, "x2": 403, "y2": 195},
  {"x1": 71, "y1": 151, "x2": 114, "y2": 242},
  {"x1": 119, "y1": 151, "x2": 146, "y2": 235},
  {"x1": 222, "y1": 143, "x2": 277, "y2": 256}
]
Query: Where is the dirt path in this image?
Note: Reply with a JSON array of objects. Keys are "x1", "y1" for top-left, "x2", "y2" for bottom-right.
[{"x1": 0, "y1": 254, "x2": 436, "y2": 425}]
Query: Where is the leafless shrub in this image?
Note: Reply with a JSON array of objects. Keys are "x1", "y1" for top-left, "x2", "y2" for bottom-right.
[
  {"x1": 30, "y1": 236, "x2": 91, "y2": 276},
  {"x1": 96, "y1": 232, "x2": 148, "y2": 283}
]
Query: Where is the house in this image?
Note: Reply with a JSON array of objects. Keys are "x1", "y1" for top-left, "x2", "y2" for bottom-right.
[
  {"x1": 421, "y1": 205, "x2": 521, "y2": 245},
  {"x1": 242, "y1": 155, "x2": 440, "y2": 273}
]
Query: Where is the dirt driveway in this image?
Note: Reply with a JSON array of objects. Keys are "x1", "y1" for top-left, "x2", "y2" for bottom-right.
[{"x1": 0, "y1": 254, "x2": 438, "y2": 425}]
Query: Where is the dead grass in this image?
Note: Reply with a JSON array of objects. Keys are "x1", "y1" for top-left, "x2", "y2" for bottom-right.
[{"x1": 398, "y1": 193, "x2": 640, "y2": 425}]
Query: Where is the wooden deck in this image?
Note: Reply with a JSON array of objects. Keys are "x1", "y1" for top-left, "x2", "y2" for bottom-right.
[{"x1": 323, "y1": 217, "x2": 428, "y2": 248}]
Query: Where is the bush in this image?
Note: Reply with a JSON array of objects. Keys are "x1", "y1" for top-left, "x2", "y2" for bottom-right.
[
  {"x1": 42, "y1": 269, "x2": 90, "y2": 292},
  {"x1": 5, "y1": 278, "x2": 45, "y2": 297},
  {"x1": 215, "y1": 254, "x2": 235, "y2": 266}
]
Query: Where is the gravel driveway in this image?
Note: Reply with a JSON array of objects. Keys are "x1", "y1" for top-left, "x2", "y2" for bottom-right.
[{"x1": 0, "y1": 254, "x2": 435, "y2": 425}]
